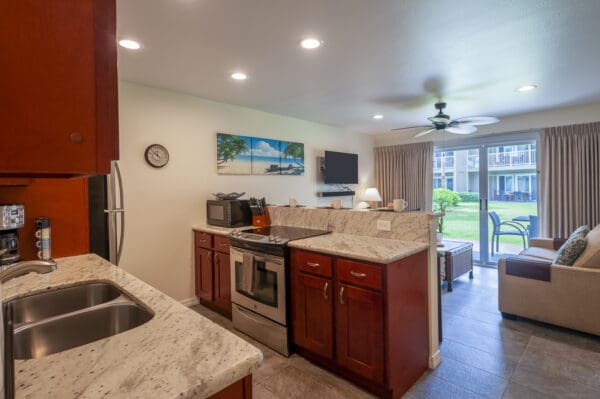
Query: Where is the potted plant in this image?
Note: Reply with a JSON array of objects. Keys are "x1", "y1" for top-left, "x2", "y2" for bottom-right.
[{"x1": 433, "y1": 188, "x2": 461, "y2": 242}]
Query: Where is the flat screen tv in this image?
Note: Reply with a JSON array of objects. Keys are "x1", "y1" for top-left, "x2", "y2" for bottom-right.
[{"x1": 324, "y1": 151, "x2": 358, "y2": 184}]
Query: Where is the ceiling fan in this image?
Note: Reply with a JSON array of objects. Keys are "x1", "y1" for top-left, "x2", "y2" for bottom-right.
[{"x1": 393, "y1": 102, "x2": 499, "y2": 138}]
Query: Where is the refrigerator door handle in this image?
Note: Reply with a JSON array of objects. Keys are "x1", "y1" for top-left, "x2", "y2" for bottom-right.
[{"x1": 114, "y1": 161, "x2": 125, "y2": 266}]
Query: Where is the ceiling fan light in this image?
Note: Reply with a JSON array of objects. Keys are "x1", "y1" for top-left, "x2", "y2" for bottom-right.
[{"x1": 428, "y1": 114, "x2": 450, "y2": 124}]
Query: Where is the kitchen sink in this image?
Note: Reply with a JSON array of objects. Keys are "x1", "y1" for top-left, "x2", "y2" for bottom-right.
[
  {"x1": 4, "y1": 281, "x2": 154, "y2": 360},
  {"x1": 9, "y1": 282, "x2": 123, "y2": 324},
  {"x1": 12, "y1": 302, "x2": 153, "y2": 359}
]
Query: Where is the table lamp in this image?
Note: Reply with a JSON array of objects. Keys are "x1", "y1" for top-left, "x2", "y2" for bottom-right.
[{"x1": 362, "y1": 187, "x2": 382, "y2": 209}]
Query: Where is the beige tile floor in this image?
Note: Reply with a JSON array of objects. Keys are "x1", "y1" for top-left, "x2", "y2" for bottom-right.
[{"x1": 192, "y1": 266, "x2": 600, "y2": 398}]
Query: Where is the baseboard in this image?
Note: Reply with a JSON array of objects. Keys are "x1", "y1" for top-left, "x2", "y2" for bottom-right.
[
  {"x1": 180, "y1": 297, "x2": 199, "y2": 307},
  {"x1": 429, "y1": 349, "x2": 442, "y2": 369}
]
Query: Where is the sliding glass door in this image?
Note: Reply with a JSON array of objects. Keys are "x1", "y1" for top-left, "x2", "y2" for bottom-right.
[{"x1": 434, "y1": 139, "x2": 538, "y2": 266}]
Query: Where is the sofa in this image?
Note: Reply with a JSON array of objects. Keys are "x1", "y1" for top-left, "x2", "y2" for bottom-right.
[{"x1": 498, "y1": 224, "x2": 600, "y2": 336}]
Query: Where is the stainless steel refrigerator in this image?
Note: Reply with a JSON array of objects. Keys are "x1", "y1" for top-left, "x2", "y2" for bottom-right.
[{"x1": 88, "y1": 161, "x2": 124, "y2": 265}]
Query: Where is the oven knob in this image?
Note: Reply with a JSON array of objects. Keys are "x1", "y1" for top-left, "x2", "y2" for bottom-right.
[
  {"x1": 268, "y1": 235, "x2": 275, "y2": 242},
  {"x1": 274, "y1": 235, "x2": 281, "y2": 243}
]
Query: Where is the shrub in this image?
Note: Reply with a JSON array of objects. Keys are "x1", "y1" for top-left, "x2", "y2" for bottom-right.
[
  {"x1": 457, "y1": 192, "x2": 479, "y2": 202},
  {"x1": 433, "y1": 188, "x2": 461, "y2": 233}
]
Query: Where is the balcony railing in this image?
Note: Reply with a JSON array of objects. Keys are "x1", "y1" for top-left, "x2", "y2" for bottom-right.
[
  {"x1": 467, "y1": 150, "x2": 536, "y2": 169},
  {"x1": 433, "y1": 156, "x2": 454, "y2": 171}
]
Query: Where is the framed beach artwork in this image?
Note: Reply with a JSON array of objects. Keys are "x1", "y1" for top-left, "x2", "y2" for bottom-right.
[
  {"x1": 251, "y1": 138, "x2": 281, "y2": 175},
  {"x1": 279, "y1": 141, "x2": 305, "y2": 175},
  {"x1": 216, "y1": 133, "x2": 252, "y2": 175},
  {"x1": 216, "y1": 133, "x2": 305, "y2": 175}
]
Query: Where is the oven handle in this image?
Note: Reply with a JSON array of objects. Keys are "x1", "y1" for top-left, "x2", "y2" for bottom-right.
[
  {"x1": 231, "y1": 247, "x2": 284, "y2": 266},
  {"x1": 235, "y1": 304, "x2": 279, "y2": 328}
]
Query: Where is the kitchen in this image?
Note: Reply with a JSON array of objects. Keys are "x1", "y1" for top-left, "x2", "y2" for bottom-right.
[{"x1": 0, "y1": 1, "x2": 439, "y2": 398}]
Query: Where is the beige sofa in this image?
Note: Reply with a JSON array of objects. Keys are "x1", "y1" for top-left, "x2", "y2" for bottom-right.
[{"x1": 498, "y1": 224, "x2": 600, "y2": 336}]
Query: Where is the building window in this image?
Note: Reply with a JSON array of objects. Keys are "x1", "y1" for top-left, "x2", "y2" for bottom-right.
[
  {"x1": 446, "y1": 177, "x2": 454, "y2": 191},
  {"x1": 433, "y1": 178, "x2": 442, "y2": 188}
]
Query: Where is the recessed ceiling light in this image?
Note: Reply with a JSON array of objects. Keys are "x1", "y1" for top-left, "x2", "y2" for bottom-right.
[
  {"x1": 516, "y1": 84, "x2": 537, "y2": 92},
  {"x1": 300, "y1": 38, "x2": 322, "y2": 49},
  {"x1": 118, "y1": 39, "x2": 141, "y2": 50},
  {"x1": 231, "y1": 72, "x2": 247, "y2": 81},
  {"x1": 373, "y1": 114, "x2": 384, "y2": 120}
]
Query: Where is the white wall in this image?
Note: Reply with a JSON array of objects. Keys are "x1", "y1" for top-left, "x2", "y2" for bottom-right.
[
  {"x1": 118, "y1": 81, "x2": 374, "y2": 300},
  {"x1": 373, "y1": 101, "x2": 600, "y2": 147}
]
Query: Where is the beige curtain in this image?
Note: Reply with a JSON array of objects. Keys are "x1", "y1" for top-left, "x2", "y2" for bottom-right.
[
  {"x1": 540, "y1": 122, "x2": 600, "y2": 237},
  {"x1": 374, "y1": 142, "x2": 433, "y2": 211}
]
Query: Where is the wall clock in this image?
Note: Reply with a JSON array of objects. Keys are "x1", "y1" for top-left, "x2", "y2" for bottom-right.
[{"x1": 144, "y1": 144, "x2": 169, "y2": 168}]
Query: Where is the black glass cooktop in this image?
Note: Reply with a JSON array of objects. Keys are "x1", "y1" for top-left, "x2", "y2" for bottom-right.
[{"x1": 241, "y1": 225, "x2": 329, "y2": 241}]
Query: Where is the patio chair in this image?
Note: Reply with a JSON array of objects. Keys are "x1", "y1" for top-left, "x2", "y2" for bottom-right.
[
  {"x1": 488, "y1": 211, "x2": 527, "y2": 256},
  {"x1": 527, "y1": 215, "x2": 539, "y2": 245}
]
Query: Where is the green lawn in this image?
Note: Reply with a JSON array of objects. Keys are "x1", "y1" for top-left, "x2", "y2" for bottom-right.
[{"x1": 443, "y1": 201, "x2": 537, "y2": 245}]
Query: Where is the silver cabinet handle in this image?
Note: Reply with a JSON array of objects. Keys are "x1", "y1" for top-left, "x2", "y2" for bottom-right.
[
  {"x1": 323, "y1": 282, "x2": 328, "y2": 300},
  {"x1": 339, "y1": 286, "x2": 345, "y2": 304},
  {"x1": 307, "y1": 262, "x2": 320, "y2": 268},
  {"x1": 350, "y1": 271, "x2": 367, "y2": 278}
]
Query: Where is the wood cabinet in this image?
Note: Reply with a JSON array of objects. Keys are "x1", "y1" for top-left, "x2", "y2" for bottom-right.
[
  {"x1": 291, "y1": 248, "x2": 429, "y2": 399},
  {"x1": 194, "y1": 231, "x2": 232, "y2": 318},
  {"x1": 195, "y1": 248, "x2": 214, "y2": 302},
  {"x1": 292, "y1": 272, "x2": 333, "y2": 359},
  {"x1": 213, "y1": 251, "x2": 232, "y2": 317},
  {"x1": 0, "y1": 0, "x2": 118, "y2": 176},
  {"x1": 335, "y1": 282, "x2": 384, "y2": 383}
]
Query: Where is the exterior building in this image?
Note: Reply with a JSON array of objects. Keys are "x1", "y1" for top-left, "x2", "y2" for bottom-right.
[{"x1": 433, "y1": 144, "x2": 537, "y2": 201}]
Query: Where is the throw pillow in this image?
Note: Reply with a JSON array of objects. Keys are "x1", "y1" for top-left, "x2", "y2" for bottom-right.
[{"x1": 553, "y1": 225, "x2": 590, "y2": 266}]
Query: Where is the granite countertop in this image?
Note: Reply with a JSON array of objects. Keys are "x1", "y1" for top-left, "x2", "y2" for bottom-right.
[
  {"x1": 288, "y1": 232, "x2": 430, "y2": 264},
  {"x1": 1, "y1": 254, "x2": 262, "y2": 399},
  {"x1": 192, "y1": 224, "x2": 251, "y2": 236}
]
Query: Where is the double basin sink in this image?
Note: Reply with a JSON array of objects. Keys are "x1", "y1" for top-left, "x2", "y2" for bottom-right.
[{"x1": 5, "y1": 282, "x2": 153, "y2": 359}]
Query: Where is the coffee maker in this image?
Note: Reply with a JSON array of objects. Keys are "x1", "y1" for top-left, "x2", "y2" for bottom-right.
[{"x1": 0, "y1": 204, "x2": 25, "y2": 266}]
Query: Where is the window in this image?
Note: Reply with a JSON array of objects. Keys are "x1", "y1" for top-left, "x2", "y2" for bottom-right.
[
  {"x1": 433, "y1": 178, "x2": 442, "y2": 188},
  {"x1": 446, "y1": 177, "x2": 454, "y2": 191}
]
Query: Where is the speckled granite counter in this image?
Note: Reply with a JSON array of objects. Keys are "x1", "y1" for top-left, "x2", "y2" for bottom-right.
[
  {"x1": 1, "y1": 254, "x2": 262, "y2": 399},
  {"x1": 192, "y1": 224, "x2": 251, "y2": 236},
  {"x1": 288, "y1": 232, "x2": 430, "y2": 264}
]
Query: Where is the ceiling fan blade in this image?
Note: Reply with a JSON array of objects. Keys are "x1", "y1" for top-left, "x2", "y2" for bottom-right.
[
  {"x1": 455, "y1": 116, "x2": 499, "y2": 126},
  {"x1": 414, "y1": 128, "x2": 435, "y2": 138},
  {"x1": 391, "y1": 125, "x2": 432, "y2": 132},
  {"x1": 445, "y1": 125, "x2": 477, "y2": 134}
]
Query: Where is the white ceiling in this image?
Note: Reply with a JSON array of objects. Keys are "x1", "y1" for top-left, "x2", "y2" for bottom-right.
[{"x1": 117, "y1": 0, "x2": 600, "y2": 134}]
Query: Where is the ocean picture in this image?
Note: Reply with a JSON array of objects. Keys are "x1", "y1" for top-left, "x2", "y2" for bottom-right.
[
  {"x1": 216, "y1": 133, "x2": 252, "y2": 175},
  {"x1": 216, "y1": 133, "x2": 305, "y2": 175},
  {"x1": 280, "y1": 141, "x2": 305, "y2": 175},
  {"x1": 251, "y1": 138, "x2": 282, "y2": 175}
]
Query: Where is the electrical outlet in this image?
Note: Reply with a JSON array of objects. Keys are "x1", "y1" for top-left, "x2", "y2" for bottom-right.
[{"x1": 377, "y1": 219, "x2": 392, "y2": 231}]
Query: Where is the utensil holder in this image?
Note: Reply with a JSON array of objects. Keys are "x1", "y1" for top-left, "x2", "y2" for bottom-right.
[{"x1": 252, "y1": 208, "x2": 270, "y2": 227}]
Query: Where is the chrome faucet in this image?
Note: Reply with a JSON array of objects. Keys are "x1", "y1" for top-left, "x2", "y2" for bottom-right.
[{"x1": 0, "y1": 259, "x2": 57, "y2": 283}]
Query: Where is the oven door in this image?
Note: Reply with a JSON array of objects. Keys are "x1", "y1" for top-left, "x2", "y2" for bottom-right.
[{"x1": 230, "y1": 247, "x2": 286, "y2": 325}]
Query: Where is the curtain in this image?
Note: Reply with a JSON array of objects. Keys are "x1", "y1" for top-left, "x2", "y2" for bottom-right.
[
  {"x1": 374, "y1": 141, "x2": 433, "y2": 211},
  {"x1": 540, "y1": 122, "x2": 600, "y2": 237}
]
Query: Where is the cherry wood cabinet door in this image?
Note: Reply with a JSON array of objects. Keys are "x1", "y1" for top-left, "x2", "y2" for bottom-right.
[
  {"x1": 292, "y1": 272, "x2": 334, "y2": 359},
  {"x1": 335, "y1": 283, "x2": 384, "y2": 383},
  {"x1": 195, "y1": 248, "x2": 214, "y2": 301},
  {"x1": 0, "y1": 0, "x2": 118, "y2": 175},
  {"x1": 213, "y1": 251, "x2": 232, "y2": 317}
]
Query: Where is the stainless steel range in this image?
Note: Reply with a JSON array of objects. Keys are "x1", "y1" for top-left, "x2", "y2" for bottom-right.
[{"x1": 229, "y1": 226, "x2": 329, "y2": 355}]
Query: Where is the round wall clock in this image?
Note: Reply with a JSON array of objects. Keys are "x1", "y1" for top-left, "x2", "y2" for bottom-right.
[{"x1": 144, "y1": 144, "x2": 170, "y2": 168}]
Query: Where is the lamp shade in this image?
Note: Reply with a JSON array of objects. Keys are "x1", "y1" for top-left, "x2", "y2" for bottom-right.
[{"x1": 362, "y1": 187, "x2": 382, "y2": 202}]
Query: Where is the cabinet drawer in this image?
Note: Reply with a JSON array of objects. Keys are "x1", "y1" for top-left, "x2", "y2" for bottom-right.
[
  {"x1": 195, "y1": 231, "x2": 213, "y2": 249},
  {"x1": 214, "y1": 235, "x2": 231, "y2": 253},
  {"x1": 296, "y1": 250, "x2": 332, "y2": 278},
  {"x1": 337, "y1": 259, "x2": 382, "y2": 290}
]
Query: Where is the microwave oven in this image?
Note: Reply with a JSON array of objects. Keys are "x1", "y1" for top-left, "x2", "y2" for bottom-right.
[{"x1": 206, "y1": 199, "x2": 252, "y2": 227}]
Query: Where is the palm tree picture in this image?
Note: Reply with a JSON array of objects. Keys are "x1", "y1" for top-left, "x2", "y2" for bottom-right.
[
  {"x1": 280, "y1": 141, "x2": 305, "y2": 175},
  {"x1": 217, "y1": 133, "x2": 252, "y2": 174}
]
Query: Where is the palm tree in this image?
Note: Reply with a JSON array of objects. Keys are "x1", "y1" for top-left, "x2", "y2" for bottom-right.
[
  {"x1": 217, "y1": 134, "x2": 249, "y2": 165},
  {"x1": 282, "y1": 142, "x2": 304, "y2": 166}
]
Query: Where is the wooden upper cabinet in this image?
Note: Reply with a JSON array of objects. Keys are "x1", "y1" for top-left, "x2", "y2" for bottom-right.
[
  {"x1": 0, "y1": 0, "x2": 118, "y2": 176},
  {"x1": 335, "y1": 282, "x2": 384, "y2": 384},
  {"x1": 292, "y1": 272, "x2": 334, "y2": 359}
]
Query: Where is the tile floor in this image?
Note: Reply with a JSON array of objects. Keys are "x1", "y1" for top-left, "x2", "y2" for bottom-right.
[{"x1": 192, "y1": 266, "x2": 600, "y2": 398}]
